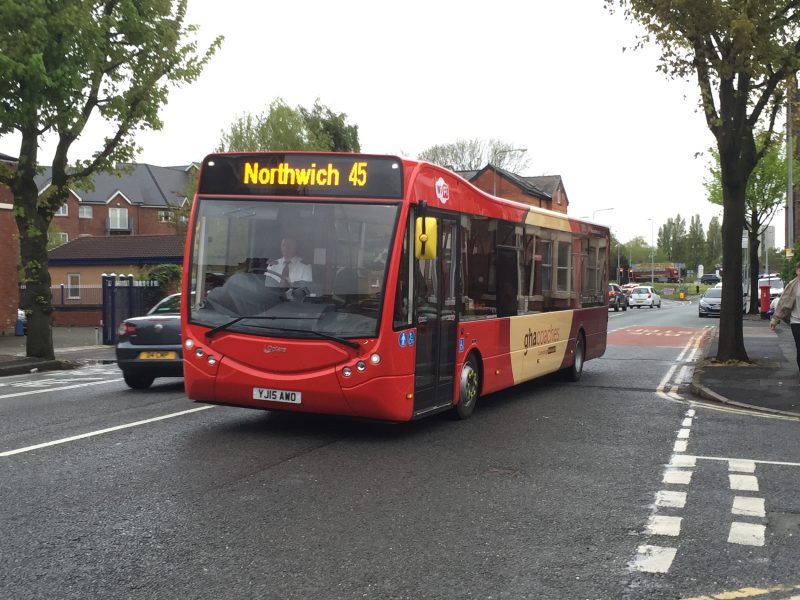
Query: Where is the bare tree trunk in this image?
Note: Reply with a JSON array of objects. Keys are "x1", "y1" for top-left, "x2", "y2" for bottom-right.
[
  {"x1": 717, "y1": 158, "x2": 749, "y2": 363},
  {"x1": 748, "y1": 216, "x2": 760, "y2": 314},
  {"x1": 14, "y1": 130, "x2": 55, "y2": 360}
]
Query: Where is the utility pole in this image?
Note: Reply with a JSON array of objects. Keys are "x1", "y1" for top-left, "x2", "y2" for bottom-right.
[{"x1": 789, "y1": 76, "x2": 796, "y2": 254}]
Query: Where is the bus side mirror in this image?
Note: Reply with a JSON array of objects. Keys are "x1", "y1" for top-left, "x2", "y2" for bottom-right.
[{"x1": 414, "y1": 217, "x2": 437, "y2": 259}]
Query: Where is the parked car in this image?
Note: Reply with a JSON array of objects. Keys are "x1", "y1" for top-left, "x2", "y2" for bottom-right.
[
  {"x1": 629, "y1": 286, "x2": 662, "y2": 308},
  {"x1": 700, "y1": 273, "x2": 721, "y2": 285},
  {"x1": 698, "y1": 287, "x2": 722, "y2": 318},
  {"x1": 115, "y1": 293, "x2": 183, "y2": 389},
  {"x1": 608, "y1": 283, "x2": 628, "y2": 312}
]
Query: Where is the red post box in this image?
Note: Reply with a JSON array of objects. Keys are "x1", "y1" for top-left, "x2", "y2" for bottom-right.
[{"x1": 759, "y1": 285, "x2": 771, "y2": 316}]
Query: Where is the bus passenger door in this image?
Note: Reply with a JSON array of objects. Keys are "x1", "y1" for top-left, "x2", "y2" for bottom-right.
[{"x1": 413, "y1": 216, "x2": 458, "y2": 415}]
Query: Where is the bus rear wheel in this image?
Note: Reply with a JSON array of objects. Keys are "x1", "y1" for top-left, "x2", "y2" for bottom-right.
[
  {"x1": 564, "y1": 333, "x2": 585, "y2": 382},
  {"x1": 454, "y1": 354, "x2": 480, "y2": 420}
]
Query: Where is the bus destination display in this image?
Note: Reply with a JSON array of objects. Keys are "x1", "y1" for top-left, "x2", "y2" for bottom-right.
[{"x1": 199, "y1": 153, "x2": 404, "y2": 199}]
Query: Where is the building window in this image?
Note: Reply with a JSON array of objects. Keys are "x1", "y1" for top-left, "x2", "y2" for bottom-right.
[
  {"x1": 109, "y1": 207, "x2": 129, "y2": 230},
  {"x1": 55, "y1": 204, "x2": 68, "y2": 217},
  {"x1": 48, "y1": 232, "x2": 68, "y2": 246},
  {"x1": 158, "y1": 209, "x2": 172, "y2": 223},
  {"x1": 79, "y1": 205, "x2": 93, "y2": 219},
  {"x1": 67, "y1": 273, "x2": 80, "y2": 299}
]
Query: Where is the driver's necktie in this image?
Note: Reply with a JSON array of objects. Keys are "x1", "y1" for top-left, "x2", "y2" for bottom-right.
[{"x1": 281, "y1": 262, "x2": 290, "y2": 285}]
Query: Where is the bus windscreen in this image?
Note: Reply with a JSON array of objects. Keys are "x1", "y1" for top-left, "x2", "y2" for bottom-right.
[{"x1": 198, "y1": 154, "x2": 404, "y2": 199}]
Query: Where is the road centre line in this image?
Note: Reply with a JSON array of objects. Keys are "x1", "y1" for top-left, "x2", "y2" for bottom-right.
[
  {"x1": 0, "y1": 378, "x2": 123, "y2": 400},
  {"x1": 689, "y1": 455, "x2": 800, "y2": 468},
  {"x1": 0, "y1": 406, "x2": 215, "y2": 457}
]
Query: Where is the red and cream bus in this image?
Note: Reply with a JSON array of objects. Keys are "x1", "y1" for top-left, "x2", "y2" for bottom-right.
[{"x1": 181, "y1": 153, "x2": 608, "y2": 421}]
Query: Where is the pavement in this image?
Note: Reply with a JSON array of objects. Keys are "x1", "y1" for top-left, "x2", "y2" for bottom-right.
[
  {"x1": 691, "y1": 313, "x2": 800, "y2": 417},
  {"x1": 0, "y1": 327, "x2": 116, "y2": 376},
  {"x1": 0, "y1": 319, "x2": 798, "y2": 416}
]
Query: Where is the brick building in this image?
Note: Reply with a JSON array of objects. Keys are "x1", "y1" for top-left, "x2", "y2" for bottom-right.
[
  {"x1": 0, "y1": 152, "x2": 20, "y2": 336},
  {"x1": 457, "y1": 165, "x2": 569, "y2": 214},
  {"x1": 36, "y1": 163, "x2": 196, "y2": 243}
]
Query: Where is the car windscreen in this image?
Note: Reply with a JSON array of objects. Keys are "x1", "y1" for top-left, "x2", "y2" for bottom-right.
[{"x1": 704, "y1": 288, "x2": 721, "y2": 298}]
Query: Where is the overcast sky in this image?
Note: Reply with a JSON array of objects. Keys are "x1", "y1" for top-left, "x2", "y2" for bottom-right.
[{"x1": 0, "y1": 0, "x2": 790, "y2": 248}]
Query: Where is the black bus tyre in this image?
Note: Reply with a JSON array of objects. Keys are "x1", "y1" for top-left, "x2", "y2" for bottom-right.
[
  {"x1": 123, "y1": 372, "x2": 154, "y2": 389},
  {"x1": 454, "y1": 354, "x2": 480, "y2": 420},
  {"x1": 565, "y1": 333, "x2": 585, "y2": 382}
]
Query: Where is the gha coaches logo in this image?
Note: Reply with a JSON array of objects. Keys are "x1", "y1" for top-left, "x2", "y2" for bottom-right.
[
  {"x1": 435, "y1": 177, "x2": 450, "y2": 204},
  {"x1": 523, "y1": 326, "x2": 560, "y2": 356}
]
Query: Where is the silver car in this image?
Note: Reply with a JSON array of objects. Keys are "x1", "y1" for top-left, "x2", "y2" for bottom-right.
[
  {"x1": 698, "y1": 287, "x2": 721, "y2": 317},
  {"x1": 629, "y1": 286, "x2": 662, "y2": 308}
]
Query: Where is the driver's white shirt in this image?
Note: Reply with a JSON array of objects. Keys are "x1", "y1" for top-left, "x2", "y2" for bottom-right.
[{"x1": 265, "y1": 256, "x2": 312, "y2": 285}]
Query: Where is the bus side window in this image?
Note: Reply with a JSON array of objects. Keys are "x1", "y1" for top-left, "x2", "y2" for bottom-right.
[{"x1": 393, "y1": 224, "x2": 412, "y2": 329}]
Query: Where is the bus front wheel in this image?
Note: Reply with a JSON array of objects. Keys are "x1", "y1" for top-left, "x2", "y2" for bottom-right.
[
  {"x1": 564, "y1": 333, "x2": 585, "y2": 382},
  {"x1": 454, "y1": 354, "x2": 480, "y2": 420}
]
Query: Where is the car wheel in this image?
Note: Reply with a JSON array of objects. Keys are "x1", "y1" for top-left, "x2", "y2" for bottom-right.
[
  {"x1": 123, "y1": 372, "x2": 155, "y2": 389},
  {"x1": 564, "y1": 333, "x2": 585, "y2": 382},
  {"x1": 622, "y1": 303, "x2": 627, "y2": 312},
  {"x1": 614, "y1": 300, "x2": 619, "y2": 312},
  {"x1": 453, "y1": 353, "x2": 480, "y2": 420}
]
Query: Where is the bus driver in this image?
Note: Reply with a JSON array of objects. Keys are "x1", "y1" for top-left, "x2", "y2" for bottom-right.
[{"x1": 265, "y1": 237, "x2": 312, "y2": 286}]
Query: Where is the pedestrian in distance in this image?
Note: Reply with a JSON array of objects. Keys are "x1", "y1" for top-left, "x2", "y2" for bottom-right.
[{"x1": 769, "y1": 260, "x2": 800, "y2": 374}]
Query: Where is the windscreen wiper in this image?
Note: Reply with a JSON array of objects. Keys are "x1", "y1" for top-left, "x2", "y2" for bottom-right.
[
  {"x1": 204, "y1": 317, "x2": 361, "y2": 349},
  {"x1": 204, "y1": 315, "x2": 314, "y2": 340},
  {"x1": 254, "y1": 324, "x2": 361, "y2": 349}
]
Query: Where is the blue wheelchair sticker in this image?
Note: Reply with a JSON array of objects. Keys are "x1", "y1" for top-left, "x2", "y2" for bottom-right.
[
  {"x1": 408, "y1": 331, "x2": 415, "y2": 347},
  {"x1": 399, "y1": 332, "x2": 408, "y2": 348},
  {"x1": 459, "y1": 338, "x2": 465, "y2": 353}
]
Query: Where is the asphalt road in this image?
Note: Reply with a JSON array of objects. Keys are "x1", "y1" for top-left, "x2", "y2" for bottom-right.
[{"x1": 1, "y1": 299, "x2": 798, "y2": 599}]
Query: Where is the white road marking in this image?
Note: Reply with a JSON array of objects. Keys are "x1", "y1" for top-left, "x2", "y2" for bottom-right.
[
  {"x1": 677, "y1": 428, "x2": 691, "y2": 439},
  {"x1": 632, "y1": 545, "x2": 677, "y2": 573},
  {"x1": 674, "y1": 440, "x2": 688, "y2": 452},
  {"x1": 732, "y1": 496, "x2": 766, "y2": 518},
  {"x1": 0, "y1": 379, "x2": 123, "y2": 400},
  {"x1": 728, "y1": 459, "x2": 756, "y2": 473},
  {"x1": 730, "y1": 474, "x2": 760, "y2": 491},
  {"x1": 663, "y1": 469, "x2": 693, "y2": 485},
  {"x1": 685, "y1": 409, "x2": 695, "y2": 417},
  {"x1": 681, "y1": 417, "x2": 693, "y2": 427},
  {"x1": 0, "y1": 406, "x2": 214, "y2": 457},
  {"x1": 646, "y1": 515, "x2": 682, "y2": 537},
  {"x1": 655, "y1": 490, "x2": 687, "y2": 508},
  {"x1": 728, "y1": 522, "x2": 766, "y2": 546},
  {"x1": 691, "y1": 455, "x2": 800, "y2": 468},
  {"x1": 670, "y1": 455, "x2": 696, "y2": 468}
]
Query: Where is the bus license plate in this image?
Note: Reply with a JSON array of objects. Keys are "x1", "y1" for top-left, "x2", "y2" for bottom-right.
[
  {"x1": 139, "y1": 351, "x2": 177, "y2": 359},
  {"x1": 253, "y1": 388, "x2": 302, "y2": 404}
]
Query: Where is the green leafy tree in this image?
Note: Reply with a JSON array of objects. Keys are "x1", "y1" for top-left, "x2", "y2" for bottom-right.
[
  {"x1": 686, "y1": 215, "x2": 706, "y2": 278},
  {"x1": 657, "y1": 214, "x2": 687, "y2": 262},
  {"x1": 705, "y1": 132, "x2": 787, "y2": 312},
  {"x1": 0, "y1": 1, "x2": 221, "y2": 359},
  {"x1": 218, "y1": 98, "x2": 360, "y2": 153},
  {"x1": 418, "y1": 139, "x2": 530, "y2": 172},
  {"x1": 779, "y1": 242, "x2": 800, "y2": 281},
  {"x1": 607, "y1": 0, "x2": 800, "y2": 361},
  {"x1": 706, "y1": 216, "x2": 723, "y2": 271}
]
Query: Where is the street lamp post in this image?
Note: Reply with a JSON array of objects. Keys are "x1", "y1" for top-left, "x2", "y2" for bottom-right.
[
  {"x1": 492, "y1": 148, "x2": 527, "y2": 197},
  {"x1": 648, "y1": 218, "x2": 655, "y2": 285}
]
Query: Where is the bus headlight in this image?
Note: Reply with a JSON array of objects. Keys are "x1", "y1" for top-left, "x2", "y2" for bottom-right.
[
  {"x1": 370, "y1": 353, "x2": 381, "y2": 365},
  {"x1": 185, "y1": 338, "x2": 194, "y2": 349}
]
